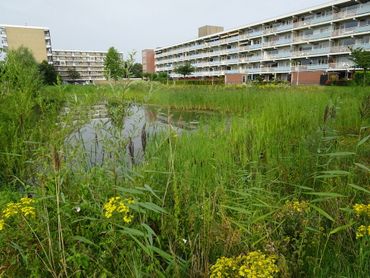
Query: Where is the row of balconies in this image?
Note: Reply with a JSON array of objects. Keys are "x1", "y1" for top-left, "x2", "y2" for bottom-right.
[
  {"x1": 157, "y1": 30, "x2": 370, "y2": 64},
  {"x1": 157, "y1": 24, "x2": 369, "y2": 59},
  {"x1": 156, "y1": 5, "x2": 370, "y2": 59},
  {"x1": 166, "y1": 62, "x2": 354, "y2": 77},
  {"x1": 54, "y1": 52, "x2": 106, "y2": 57},
  {"x1": 156, "y1": 42, "x2": 370, "y2": 67}
]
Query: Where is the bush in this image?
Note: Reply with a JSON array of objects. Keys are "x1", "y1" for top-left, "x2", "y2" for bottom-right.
[{"x1": 353, "y1": 71, "x2": 370, "y2": 86}]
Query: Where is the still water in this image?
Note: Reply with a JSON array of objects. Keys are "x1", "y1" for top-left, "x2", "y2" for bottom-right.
[{"x1": 64, "y1": 104, "x2": 214, "y2": 168}]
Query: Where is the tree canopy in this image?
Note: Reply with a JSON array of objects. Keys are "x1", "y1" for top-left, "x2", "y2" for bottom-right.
[
  {"x1": 174, "y1": 63, "x2": 195, "y2": 78},
  {"x1": 349, "y1": 47, "x2": 370, "y2": 86},
  {"x1": 104, "y1": 47, "x2": 124, "y2": 81},
  {"x1": 131, "y1": 63, "x2": 143, "y2": 78},
  {"x1": 0, "y1": 46, "x2": 41, "y2": 95},
  {"x1": 38, "y1": 60, "x2": 58, "y2": 85},
  {"x1": 67, "y1": 68, "x2": 81, "y2": 81}
]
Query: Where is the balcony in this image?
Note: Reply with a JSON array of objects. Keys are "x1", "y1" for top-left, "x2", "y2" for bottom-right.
[
  {"x1": 224, "y1": 69, "x2": 240, "y2": 74},
  {"x1": 250, "y1": 30, "x2": 263, "y2": 37},
  {"x1": 245, "y1": 68, "x2": 261, "y2": 74},
  {"x1": 226, "y1": 48, "x2": 239, "y2": 54},
  {"x1": 357, "y1": 2, "x2": 370, "y2": 15},
  {"x1": 240, "y1": 55, "x2": 262, "y2": 63},
  {"x1": 263, "y1": 38, "x2": 292, "y2": 47},
  {"x1": 260, "y1": 66, "x2": 291, "y2": 73},
  {"x1": 310, "y1": 14, "x2": 333, "y2": 25},
  {"x1": 276, "y1": 23, "x2": 294, "y2": 32},
  {"x1": 264, "y1": 51, "x2": 291, "y2": 60},
  {"x1": 294, "y1": 30, "x2": 331, "y2": 42},
  {"x1": 292, "y1": 47, "x2": 330, "y2": 57},
  {"x1": 331, "y1": 43, "x2": 370, "y2": 53},
  {"x1": 357, "y1": 24, "x2": 370, "y2": 34},
  {"x1": 331, "y1": 26, "x2": 369, "y2": 37},
  {"x1": 306, "y1": 64, "x2": 328, "y2": 70},
  {"x1": 240, "y1": 44, "x2": 262, "y2": 51}
]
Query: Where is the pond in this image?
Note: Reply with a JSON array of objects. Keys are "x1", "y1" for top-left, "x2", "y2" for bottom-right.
[{"x1": 64, "y1": 104, "x2": 216, "y2": 168}]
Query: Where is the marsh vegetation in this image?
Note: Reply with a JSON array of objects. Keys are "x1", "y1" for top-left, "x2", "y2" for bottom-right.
[{"x1": 0, "y1": 49, "x2": 369, "y2": 277}]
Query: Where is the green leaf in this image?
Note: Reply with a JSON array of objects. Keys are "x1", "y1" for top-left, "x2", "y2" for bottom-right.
[
  {"x1": 357, "y1": 135, "x2": 370, "y2": 147},
  {"x1": 71, "y1": 236, "x2": 99, "y2": 248},
  {"x1": 310, "y1": 204, "x2": 334, "y2": 222},
  {"x1": 222, "y1": 205, "x2": 252, "y2": 215},
  {"x1": 304, "y1": 192, "x2": 346, "y2": 198},
  {"x1": 322, "y1": 152, "x2": 356, "y2": 157},
  {"x1": 138, "y1": 202, "x2": 167, "y2": 214},
  {"x1": 354, "y1": 163, "x2": 370, "y2": 173},
  {"x1": 329, "y1": 222, "x2": 354, "y2": 235},
  {"x1": 143, "y1": 184, "x2": 161, "y2": 200},
  {"x1": 349, "y1": 183, "x2": 370, "y2": 194},
  {"x1": 149, "y1": 246, "x2": 174, "y2": 263},
  {"x1": 251, "y1": 210, "x2": 276, "y2": 224},
  {"x1": 122, "y1": 227, "x2": 146, "y2": 237},
  {"x1": 316, "y1": 170, "x2": 349, "y2": 178}
]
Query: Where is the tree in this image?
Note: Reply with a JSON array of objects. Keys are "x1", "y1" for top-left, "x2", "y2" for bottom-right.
[
  {"x1": 349, "y1": 47, "x2": 370, "y2": 86},
  {"x1": 0, "y1": 46, "x2": 41, "y2": 95},
  {"x1": 104, "y1": 47, "x2": 124, "y2": 81},
  {"x1": 174, "y1": 63, "x2": 195, "y2": 78},
  {"x1": 38, "y1": 60, "x2": 58, "y2": 85},
  {"x1": 131, "y1": 63, "x2": 143, "y2": 78},
  {"x1": 122, "y1": 51, "x2": 136, "y2": 79},
  {"x1": 67, "y1": 68, "x2": 81, "y2": 81}
]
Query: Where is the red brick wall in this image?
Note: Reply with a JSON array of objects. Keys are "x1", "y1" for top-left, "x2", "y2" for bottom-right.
[
  {"x1": 291, "y1": 71, "x2": 324, "y2": 85},
  {"x1": 225, "y1": 74, "x2": 244, "y2": 84},
  {"x1": 142, "y1": 49, "x2": 155, "y2": 73}
]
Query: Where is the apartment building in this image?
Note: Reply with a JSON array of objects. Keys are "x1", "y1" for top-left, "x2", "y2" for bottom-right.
[
  {"x1": 142, "y1": 49, "x2": 156, "y2": 73},
  {"x1": 53, "y1": 50, "x2": 123, "y2": 84},
  {"x1": 155, "y1": 0, "x2": 370, "y2": 84},
  {"x1": 0, "y1": 24, "x2": 53, "y2": 63}
]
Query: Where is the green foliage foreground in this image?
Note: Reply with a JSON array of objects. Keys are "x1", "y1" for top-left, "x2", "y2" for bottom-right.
[{"x1": 0, "y1": 55, "x2": 369, "y2": 276}]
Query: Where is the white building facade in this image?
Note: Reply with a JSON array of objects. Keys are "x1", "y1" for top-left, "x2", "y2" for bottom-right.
[
  {"x1": 53, "y1": 50, "x2": 122, "y2": 84},
  {"x1": 155, "y1": 0, "x2": 370, "y2": 84}
]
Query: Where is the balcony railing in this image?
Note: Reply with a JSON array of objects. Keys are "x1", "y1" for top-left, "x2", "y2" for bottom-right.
[
  {"x1": 292, "y1": 47, "x2": 330, "y2": 57},
  {"x1": 276, "y1": 23, "x2": 294, "y2": 32},
  {"x1": 293, "y1": 30, "x2": 331, "y2": 42},
  {"x1": 310, "y1": 14, "x2": 334, "y2": 25},
  {"x1": 240, "y1": 55, "x2": 262, "y2": 63},
  {"x1": 260, "y1": 66, "x2": 291, "y2": 73},
  {"x1": 263, "y1": 38, "x2": 292, "y2": 47},
  {"x1": 264, "y1": 51, "x2": 291, "y2": 60}
]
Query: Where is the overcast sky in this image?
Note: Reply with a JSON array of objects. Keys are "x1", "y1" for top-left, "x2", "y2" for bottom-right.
[{"x1": 1, "y1": 0, "x2": 331, "y2": 60}]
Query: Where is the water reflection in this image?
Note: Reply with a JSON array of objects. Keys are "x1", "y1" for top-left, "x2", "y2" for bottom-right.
[{"x1": 65, "y1": 104, "x2": 213, "y2": 168}]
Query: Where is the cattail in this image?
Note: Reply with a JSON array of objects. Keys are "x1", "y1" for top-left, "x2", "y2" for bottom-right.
[
  {"x1": 52, "y1": 146, "x2": 61, "y2": 172},
  {"x1": 141, "y1": 123, "x2": 147, "y2": 153},
  {"x1": 128, "y1": 137, "x2": 135, "y2": 165}
]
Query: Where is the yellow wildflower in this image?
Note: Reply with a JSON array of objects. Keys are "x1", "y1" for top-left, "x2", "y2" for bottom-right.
[
  {"x1": 0, "y1": 197, "x2": 36, "y2": 231},
  {"x1": 210, "y1": 251, "x2": 279, "y2": 278},
  {"x1": 353, "y1": 204, "x2": 370, "y2": 217},
  {"x1": 2, "y1": 197, "x2": 36, "y2": 219},
  {"x1": 103, "y1": 196, "x2": 134, "y2": 224},
  {"x1": 356, "y1": 225, "x2": 370, "y2": 239},
  {"x1": 283, "y1": 200, "x2": 310, "y2": 214},
  {"x1": 356, "y1": 225, "x2": 367, "y2": 239}
]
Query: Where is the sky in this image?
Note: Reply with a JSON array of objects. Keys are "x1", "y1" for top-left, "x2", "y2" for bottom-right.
[{"x1": 1, "y1": 0, "x2": 331, "y2": 60}]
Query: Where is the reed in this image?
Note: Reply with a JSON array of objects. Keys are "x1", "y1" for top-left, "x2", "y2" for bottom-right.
[{"x1": 0, "y1": 70, "x2": 369, "y2": 276}]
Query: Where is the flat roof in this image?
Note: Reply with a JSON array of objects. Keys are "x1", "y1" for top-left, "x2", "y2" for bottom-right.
[
  {"x1": 53, "y1": 49, "x2": 124, "y2": 54},
  {"x1": 156, "y1": 0, "x2": 359, "y2": 51},
  {"x1": 0, "y1": 24, "x2": 49, "y2": 30}
]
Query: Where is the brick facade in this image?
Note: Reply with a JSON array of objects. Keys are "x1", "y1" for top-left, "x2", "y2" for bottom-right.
[{"x1": 291, "y1": 71, "x2": 324, "y2": 85}]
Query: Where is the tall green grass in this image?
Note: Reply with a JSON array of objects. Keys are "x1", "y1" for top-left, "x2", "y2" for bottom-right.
[{"x1": 0, "y1": 67, "x2": 369, "y2": 277}]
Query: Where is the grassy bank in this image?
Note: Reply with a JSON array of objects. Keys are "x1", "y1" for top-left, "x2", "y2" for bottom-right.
[{"x1": 0, "y1": 80, "x2": 369, "y2": 277}]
